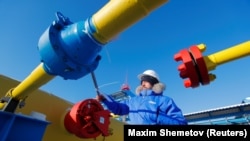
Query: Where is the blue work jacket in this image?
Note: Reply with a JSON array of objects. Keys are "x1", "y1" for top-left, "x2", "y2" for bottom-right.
[{"x1": 102, "y1": 89, "x2": 187, "y2": 125}]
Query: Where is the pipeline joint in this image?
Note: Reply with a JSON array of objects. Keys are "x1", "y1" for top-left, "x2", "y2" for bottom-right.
[{"x1": 0, "y1": 88, "x2": 26, "y2": 112}]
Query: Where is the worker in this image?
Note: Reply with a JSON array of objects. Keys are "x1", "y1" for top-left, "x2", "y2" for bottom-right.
[{"x1": 96, "y1": 69, "x2": 187, "y2": 125}]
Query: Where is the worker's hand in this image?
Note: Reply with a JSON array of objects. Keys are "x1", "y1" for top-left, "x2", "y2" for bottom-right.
[{"x1": 96, "y1": 94, "x2": 106, "y2": 102}]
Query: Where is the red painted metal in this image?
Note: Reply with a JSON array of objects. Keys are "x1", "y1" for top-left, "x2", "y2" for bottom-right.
[
  {"x1": 174, "y1": 49, "x2": 200, "y2": 88},
  {"x1": 174, "y1": 45, "x2": 210, "y2": 88},
  {"x1": 64, "y1": 99, "x2": 111, "y2": 138},
  {"x1": 189, "y1": 46, "x2": 210, "y2": 85}
]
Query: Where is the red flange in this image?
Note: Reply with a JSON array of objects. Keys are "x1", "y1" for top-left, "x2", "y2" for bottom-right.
[
  {"x1": 174, "y1": 45, "x2": 210, "y2": 88},
  {"x1": 174, "y1": 49, "x2": 200, "y2": 88},
  {"x1": 189, "y1": 46, "x2": 210, "y2": 85},
  {"x1": 64, "y1": 99, "x2": 111, "y2": 138}
]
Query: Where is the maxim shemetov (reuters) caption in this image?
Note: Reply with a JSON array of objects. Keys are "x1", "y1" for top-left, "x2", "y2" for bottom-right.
[{"x1": 124, "y1": 125, "x2": 250, "y2": 140}]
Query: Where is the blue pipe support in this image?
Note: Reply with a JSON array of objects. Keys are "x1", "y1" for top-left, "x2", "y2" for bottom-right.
[{"x1": 38, "y1": 12, "x2": 103, "y2": 80}]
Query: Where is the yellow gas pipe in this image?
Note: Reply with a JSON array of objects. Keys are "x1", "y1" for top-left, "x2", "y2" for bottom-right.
[
  {"x1": 0, "y1": 0, "x2": 168, "y2": 111},
  {"x1": 175, "y1": 41, "x2": 250, "y2": 88},
  {"x1": 203, "y1": 41, "x2": 250, "y2": 72},
  {"x1": 92, "y1": 0, "x2": 168, "y2": 43},
  {"x1": 0, "y1": 63, "x2": 54, "y2": 109},
  {"x1": 0, "y1": 1, "x2": 170, "y2": 140}
]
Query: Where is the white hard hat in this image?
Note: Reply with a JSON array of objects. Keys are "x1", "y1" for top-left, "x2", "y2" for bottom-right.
[{"x1": 138, "y1": 69, "x2": 160, "y2": 82}]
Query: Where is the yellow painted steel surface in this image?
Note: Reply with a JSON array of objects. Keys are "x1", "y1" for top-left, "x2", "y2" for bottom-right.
[
  {"x1": 10, "y1": 63, "x2": 54, "y2": 100},
  {"x1": 0, "y1": 0, "x2": 169, "y2": 139},
  {"x1": 0, "y1": 63, "x2": 54, "y2": 109},
  {"x1": 203, "y1": 41, "x2": 250, "y2": 71},
  {"x1": 0, "y1": 0, "x2": 168, "y2": 110},
  {"x1": 92, "y1": 0, "x2": 168, "y2": 43},
  {"x1": 0, "y1": 74, "x2": 124, "y2": 141}
]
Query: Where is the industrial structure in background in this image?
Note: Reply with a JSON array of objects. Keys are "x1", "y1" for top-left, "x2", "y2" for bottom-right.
[{"x1": 0, "y1": 0, "x2": 250, "y2": 141}]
